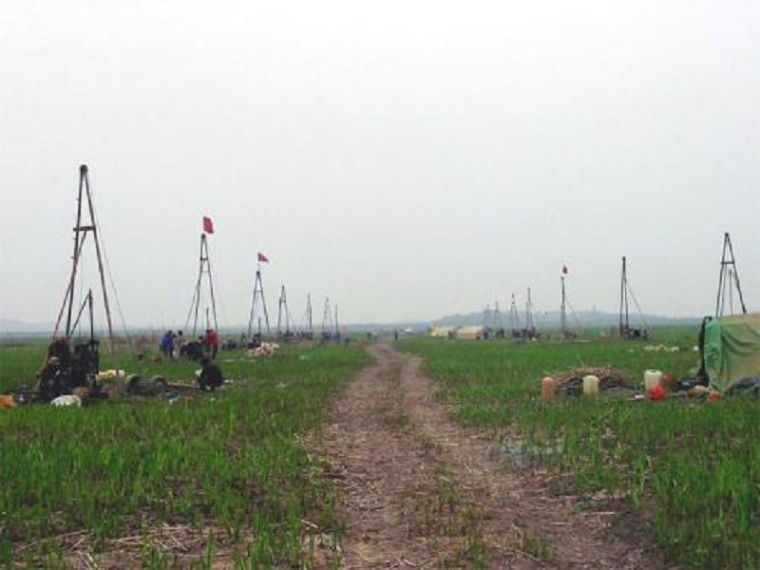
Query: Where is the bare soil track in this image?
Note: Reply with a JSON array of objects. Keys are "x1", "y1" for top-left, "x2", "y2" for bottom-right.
[{"x1": 311, "y1": 342, "x2": 658, "y2": 569}]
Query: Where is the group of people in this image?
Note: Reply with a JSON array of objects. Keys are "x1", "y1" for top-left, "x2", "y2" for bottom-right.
[
  {"x1": 159, "y1": 328, "x2": 220, "y2": 361},
  {"x1": 156, "y1": 329, "x2": 225, "y2": 391},
  {"x1": 37, "y1": 336, "x2": 98, "y2": 401}
]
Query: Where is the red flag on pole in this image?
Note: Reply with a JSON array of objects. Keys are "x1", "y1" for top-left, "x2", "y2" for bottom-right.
[
  {"x1": 202, "y1": 216, "x2": 214, "y2": 234},
  {"x1": 562, "y1": 265, "x2": 568, "y2": 275},
  {"x1": 257, "y1": 252, "x2": 269, "y2": 263}
]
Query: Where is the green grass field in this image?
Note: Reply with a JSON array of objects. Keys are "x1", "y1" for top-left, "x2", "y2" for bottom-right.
[
  {"x1": 398, "y1": 331, "x2": 759, "y2": 569},
  {"x1": 2, "y1": 329, "x2": 758, "y2": 568},
  {"x1": 0, "y1": 339, "x2": 371, "y2": 568}
]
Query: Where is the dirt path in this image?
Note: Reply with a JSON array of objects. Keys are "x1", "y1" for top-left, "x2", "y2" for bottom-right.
[{"x1": 311, "y1": 342, "x2": 655, "y2": 569}]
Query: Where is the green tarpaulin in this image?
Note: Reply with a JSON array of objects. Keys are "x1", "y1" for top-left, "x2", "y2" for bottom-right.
[{"x1": 703, "y1": 313, "x2": 760, "y2": 392}]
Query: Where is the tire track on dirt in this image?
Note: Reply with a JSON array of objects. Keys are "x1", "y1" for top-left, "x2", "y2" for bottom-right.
[{"x1": 312, "y1": 343, "x2": 656, "y2": 568}]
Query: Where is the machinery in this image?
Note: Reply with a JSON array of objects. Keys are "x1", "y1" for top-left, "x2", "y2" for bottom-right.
[
  {"x1": 37, "y1": 165, "x2": 111, "y2": 402},
  {"x1": 38, "y1": 292, "x2": 102, "y2": 401}
]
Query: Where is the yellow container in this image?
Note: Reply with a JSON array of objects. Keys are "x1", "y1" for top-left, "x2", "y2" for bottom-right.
[
  {"x1": 541, "y1": 377, "x2": 556, "y2": 401},
  {"x1": 583, "y1": 374, "x2": 599, "y2": 397}
]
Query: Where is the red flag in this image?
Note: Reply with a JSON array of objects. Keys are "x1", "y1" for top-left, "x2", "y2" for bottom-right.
[
  {"x1": 202, "y1": 216, "x2": 214, "y2": 234},
  {"x1": 257, "y1": 252, "x2": 269, "y2": 263},
  {"x1": 562, "y1": 265, "x2": 568, "y2": 275}
]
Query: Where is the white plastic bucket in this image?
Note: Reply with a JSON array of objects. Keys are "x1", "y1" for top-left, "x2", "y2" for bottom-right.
[
  {"x1": 583, "y1": 375, "x2": 599, "y2": 397},
  {"x1": 644, "y1": 370, "x2": 663, "y2": 391}
]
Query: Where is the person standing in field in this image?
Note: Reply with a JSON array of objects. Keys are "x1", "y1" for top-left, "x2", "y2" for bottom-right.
[
  {"x1": 173, "y1": 330, "x2": 185, "y2": 359},
  {"x1": 204, "y1": 328, "x2": 220, "y2": 360},
  {"x1": 159, "y1": 330, "x2": 174, "y2": 358}
]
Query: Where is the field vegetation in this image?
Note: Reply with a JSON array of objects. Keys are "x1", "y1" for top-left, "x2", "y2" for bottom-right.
[
  {"x1": 2, "y1": 327, "x2": 757, "y2": 568},
  {"x1": 398, "y1": 328, "x2": 759, "y2": 569},
  {"x1": 0, "y1": 338, "x2": 370, "y2": 568}
]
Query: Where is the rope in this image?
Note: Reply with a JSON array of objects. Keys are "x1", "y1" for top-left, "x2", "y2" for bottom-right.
[
  {"x1": 87, "y1": 176, "x2": 134, "y2": 355},
  {"x1": 626, "y1": 282, "x2": 650, "y2": 330}
]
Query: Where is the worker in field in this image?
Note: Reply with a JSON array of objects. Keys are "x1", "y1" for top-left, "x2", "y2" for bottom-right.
[
  {"x1": 173, "y1": 330, "x2": 185, "y2": 360},
  {"x1": 204, "y1": 328, "x2": 220, "y2": 359},
  {"x1": 184, "y1": 339, "x2": 204, "y2": 361},
  {"x1": 198, "y1": 357, "x2": 224, "y2": 391},
  {"x1": 38, "y1": 356, "x2": 64, "y2": 401},
  {"x1": 47, "y1": 336, "x2": 72, "y2": 368},
  {"x1": 159, "y1": 330, "x2": 174, "y2": 358}
]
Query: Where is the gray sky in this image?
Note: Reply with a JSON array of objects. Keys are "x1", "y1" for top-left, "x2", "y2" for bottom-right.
[{"x1": 1, "y1": 0, "x2": 758, "y2": 330}]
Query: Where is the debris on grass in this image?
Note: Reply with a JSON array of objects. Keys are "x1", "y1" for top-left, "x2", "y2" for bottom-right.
[{"x1": 548, "y1": 367, "x2": 635, "y2": 396}]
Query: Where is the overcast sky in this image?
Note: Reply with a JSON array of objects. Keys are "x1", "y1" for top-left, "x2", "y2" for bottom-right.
[{"x1": 1, "y1": 1, "x2": 758, "y2": 331}]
